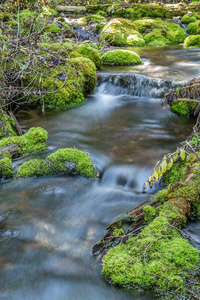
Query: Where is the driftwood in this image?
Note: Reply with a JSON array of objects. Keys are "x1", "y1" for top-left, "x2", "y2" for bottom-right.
[{"x1": 57, "y1": 5, "x2": 86, "y2": 12}]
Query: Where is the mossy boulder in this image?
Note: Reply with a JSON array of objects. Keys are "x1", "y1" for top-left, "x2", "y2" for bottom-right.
[
  {"x1": 78, "y1": 14, "x2": 105, "y2": 25},
  {"x1": 188, "y1": 21, "x2": 200, "y2": 35},
  {"x1": 100, "y1": 18, "x2": 145, "y2": 46},
  {"x1": 16, "y1": 148, "x2": 96, "y2": 178},
  {"x1": 70, "y1": 44, "x2": 102, "y2": 70},
  {"x1": 0, "y1": 109, "x2": 17, "y2": 139},
  {"x1": 101, "y1": 50, "x2": 142, "y2": 66},
  {"x1": 0, "y1": 127, "x2": 48, "y2": 156},
  {"x1": 181, "y1": 14, "x2": 196, "y2": 24},
  {"x1": 134, "y1": 18, "x2": 186, "y2": 45},
  {"x1": 184, "y1": 35, "x2": 200, "y2": 47},
  {"x1": 42, "y1": 57, "x2": 97, "y2": 109}
]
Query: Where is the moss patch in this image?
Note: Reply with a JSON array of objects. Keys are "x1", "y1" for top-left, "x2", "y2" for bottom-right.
[
  {"x1": 188, "y1": 21, "x2": 200, "y2": 35},
  {"x1": 0, "y1": 109, "x2": 17, "y2": 139},
  {"x1": 184, "y1": 34, "x2": 200, "y2": 47},
  {"x1": 0, "y1": 127, "x2": 48, "y2": 156},
  {"x1": 181, "y1": 14, "x2": 196, "y2": 24},
  {"x1": 0, "y1": 157, "x2": 14, "y2": 179},
  {"x1": 101, "y1": 49, "x2": 142, "y2": 66},
  {"x1": 100, "y1": 18, "x2": 145, "y2": 46},
  {"x1": 16, "y1": 148, "x2": 96, "y2": 178},
  {"x1": 134, "y1": 18, "x2": 186, "y2": 44},
  {"x1": 171, "y1": 100, "x2": 198, "y2": 117}
]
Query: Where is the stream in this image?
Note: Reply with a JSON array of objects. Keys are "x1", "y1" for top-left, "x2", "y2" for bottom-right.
[{"x1": 0, "y1": 46, "x2": 200, "y2": 299}]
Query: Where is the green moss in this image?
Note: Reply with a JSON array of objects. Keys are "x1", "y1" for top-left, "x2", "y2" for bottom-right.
[
  {"x1": 16, "y1": 159, "x2": 51, "y2": 178},
  {"x1": 134, "y1": 18, "x2": 186, "y2": 44},
  {"x1": 188, "y1": 21, "x2": 200, "y2": 35},
  {"x1": 16, "y1": 148, "x2": 95, "y2": 178},
  {"x1": 113, "y1": 228, "x2": 125, "y2": 237},
  {"x1": 143, "y1": 205, "x2": 157, "y2": 224},
  {"x1": 163, "y1": 160, "x2": 187, "y2": 185},
  {"x1": 0, "y1": 127, "x2": 48, "y2": 156},
  {"x1": 0, "y1": 157, "x2": 14, "y2": 178},
  {"x1": 144, "y1": 29, "x2": 170, "y2": 46},
  {"x1": 42, "y1": 57, "x2": 97, "y2": 109},
  {"x1": 18, "y1": 9, "x2": 38, "y2": 25},
  {"x1": 181, "y1": 14, "x2": 196, "y2": 24},
  {"x1": 100, "y1": 18, "x2": 145, "y2": 46},
  {"x1": 101, "y1": 50, "x2": 142, "y2": 66},
  {"x1": 39, "y1": 42, "x2": 72, "y2": 51},
  {"x1": 62, "y1": 22, "x2": 70, "y2": 30},
  {"x1": 102, "y1": 207, "x2": 199, "y2": 291},
  {"x1": 45, "y1": 24, "x2": 61, "y2": 34},
  {"x1": 48, "y1": 148, "x2": 95, "y2": 178},
  {"x1": 184, "y1": 34, "x2": 200, "y2": 47},
  {"x1": 171, "y1": 100, "x2": 198, "y2": 117},
  {"x1": 70, "y1": 44, "x2": 102, "y2": 70},
  {"x1": 0, "y1": 110, "x2": 17, "y2": 139}
]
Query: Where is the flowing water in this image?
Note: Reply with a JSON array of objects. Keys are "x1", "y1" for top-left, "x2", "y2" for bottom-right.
[{"x1": 0, "y1": 46, "x2": 200, "y2": 300}]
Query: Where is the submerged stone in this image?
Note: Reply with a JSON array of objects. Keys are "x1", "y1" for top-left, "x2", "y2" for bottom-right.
[{"x1": 101, "y1": 50, "x2": 142, "y2": 66}]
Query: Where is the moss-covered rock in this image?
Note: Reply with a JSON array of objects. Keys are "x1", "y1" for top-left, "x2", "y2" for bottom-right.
[
  {"x1": 40, "y1": 6, "x2": 58, "y2": 16},
  {"x1": 70, "y1": 44, "x2": 102, "y2": 70},
  {"x1": 188, "y1": 21, "x2": 200, "y2": 35},
  {"x1": 100, "y1": 18, "x2": 145, "y2": 46},
  {"x1": 0, "y1": 109, "x2": 17, "y2": 139},
  {"x1": 184, "y1": 34, "x2": 200, "y2": 47},
  {"x1": 134, "y1": 18, "x2": 186, "y2": 44},
  {"x1": 181, "y1": 14, "x2": 196, "y2": 24},
  {"x1": 16, "y1": 148, "x2": 96, "y2": 178},
  {"x1": 101, "y1": 49, "x2": 142, "y2": 66},
  {"x1": 78, "y1": 14, "x2": 105, "y2": 25},
  {"x1": 42, "y1": 57, "x2": 97, "y2": 109},
  {"x1": 0, "y1": 127, "x2": 48, "y2": 156}
]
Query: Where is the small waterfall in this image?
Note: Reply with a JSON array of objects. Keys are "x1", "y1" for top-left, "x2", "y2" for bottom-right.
[{"x1": 97, "y1": 73, "x2": 180, "y2": 98}]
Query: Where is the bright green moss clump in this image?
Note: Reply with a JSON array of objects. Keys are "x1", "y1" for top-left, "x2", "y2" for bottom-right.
[
  {"x1": 45, "y1": 24, "x2": 61, "y2": 33},
  {"x1": 16, "y1": 148, "x2": 95, "y2": 178},
  {"x1": 134, "y1": 18, "x2": 186, "y2": 44},
  {"x1": 188, "y1": 21, "x2": 200, "y2": 35},
  {"x1": 171, "y1": 100, "x2": 198, "y2": 116},
  {"x1": 102, "y1": 206, "x2": 199, "y2": 291},
  {"x1": 184, "y1": 35, "x2": 200, "y2": 47},
  {"x1": 0, "y1": 127, "x2": 48, "y2": 156},
  {"x1": 181, "y1": 14, "x2": 196, "y2": 24},
  {"x1": 43, "y1": 57, "x2": 97, "y2": 109},
  {"x1": 101, "y1": 50, "x2": 142, "y2": 66},
  {"x1": 0, "y1": 157, "x2": 14, "y2": 179},
  {"x1": 100, "y1": 18, "x2": 145, "y2": 46},
  {"x1": 70, "y1": 44, "x2": 102, "y2": 70}
]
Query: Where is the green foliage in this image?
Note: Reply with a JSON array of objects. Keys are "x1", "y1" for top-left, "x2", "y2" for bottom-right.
[
  {"x1": 16, "y1": 148, "x2": 96, "y2": 178},
  {"x1": 40, "y1": 6, "x2": 58, "y2": 16},
  {"x1": 184, "y1": 35, "x2": 200, "y2": 47},
  {"x1": 101, "y1": 50, "x2": 142, "y2": 65},
  {"x1": 0, "y1": 127, "x2": 48, "y2": 156},
  {"x1": 181, "y1": 14, "x2": 196, "y2": 24},
  {"x1": 100, "y1": 18, "x2": 145, "y2": 46},
  {"x1": 188, "y1": 21, "x2": 200, "y2": 35},
  {"x1": 163, "y1": 160, "x2": 187, "y2": 185},
  {"x1": 113, "y1": 228, "x2": 125, "y2": 237}
]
